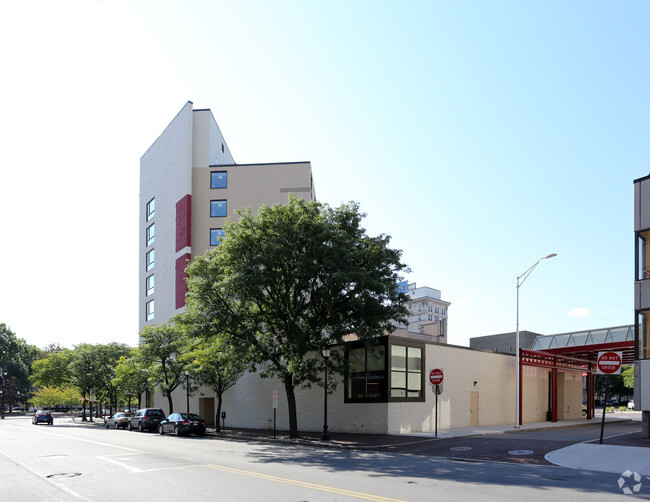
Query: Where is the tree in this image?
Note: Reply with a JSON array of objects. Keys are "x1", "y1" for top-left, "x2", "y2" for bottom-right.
[
  {"x1": 31, "y1": 349, "x2": 73, "y2": 388},
  {"x1": 113, "y1": 350, "x2": 150, "y2": 410},
  {"x1": 92, "y1": 343, "x2": 132, "y2": 415},
  {"x1": 186, "y1": 197, "x2": 408, "y2": 437},
  {"x1": 139, "y1": 323, "x2": 188, "y2": 414},
  {"x1": 32, "y1": 386, "x2": 63, "y2": 409},
  {"x1": 178, "y1": 313, "x2": 245, "y2": 431},
  {"x1": 68, "y1": 344, "x2": 102, "y2": 421},
  {"x1": 0, "y1": 323, "x2": 40, "y2": 408}
]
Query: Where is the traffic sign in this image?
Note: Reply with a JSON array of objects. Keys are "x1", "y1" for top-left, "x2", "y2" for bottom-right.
[
  {"x1": 429, "y1": 368, "x2": 444, "y2": 385},
  {"x1": 596, "y1": 351, "x2": 622, "y2": 375}
]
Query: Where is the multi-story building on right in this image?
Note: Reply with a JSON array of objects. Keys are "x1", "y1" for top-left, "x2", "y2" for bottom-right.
[
  {"x1": 403, "y1": 283, "x2": 450, "y2": 342},
  {"x1": 633, "y1": 174, "x2": 650, "y2": 437}
]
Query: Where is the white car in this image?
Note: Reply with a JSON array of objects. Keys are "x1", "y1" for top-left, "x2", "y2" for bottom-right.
[{"x1": 628, "y1": 400, "x2": 635, "y2": 410}]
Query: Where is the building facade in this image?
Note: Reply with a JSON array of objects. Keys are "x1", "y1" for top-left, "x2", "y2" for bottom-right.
[
  {"x1": 403, "y1": 283, "x2": 450, "y2": 342},
  {"x1": 633, "y1": 174, "x2": 650, "y2": 436},
  {"x1": 139, "y1": 102, "x2": 315, "y2": 332}
]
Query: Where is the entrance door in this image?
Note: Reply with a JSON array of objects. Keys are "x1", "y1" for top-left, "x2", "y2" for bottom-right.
[
  {"x1": 470, "y1": 392, "x2": 479, "y2": 426},
  {"x1": 199, "y1": 398, "x2": 215, "y2": 427}
]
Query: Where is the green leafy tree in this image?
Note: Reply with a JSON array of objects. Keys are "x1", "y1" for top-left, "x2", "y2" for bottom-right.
[
  {"x1": 68, "y1": 344, "x2": 102, "y2": 421},
  {"x1": 92, "y1": 343, "x2": 132, "y2": 415},
  {"x1": 622, "y1": 365, "x2": 634, "y2": 390},
  {"x1": 31, "y1": 349, "x2": 73, "y2": 388},
  {"x1": 0, "y1": 323, "x2": 40, "y2": 407},
  {"x1": 32, "y1": 386, "x2": 63, "y2": 409},
  {"x1": 114, "y1": 350, "x2": 150, "y2": 410},
  {"x1": 186, "y1": 197, "x2": 408, "y2": 437},
  {"x1": 139, "y1": 323, "x2": 188, "y2": 414},
  {"x1": 178, "y1": 313, "x2": 245, "y2": 431}
]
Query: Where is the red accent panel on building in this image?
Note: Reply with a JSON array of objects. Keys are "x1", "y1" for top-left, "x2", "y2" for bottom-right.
[
  {"x1": 176, "y1": 194, "x2": 192, "y2": 252},
  {"x1": 175, "y1": 253, "x2": 191, "y2": 309}
]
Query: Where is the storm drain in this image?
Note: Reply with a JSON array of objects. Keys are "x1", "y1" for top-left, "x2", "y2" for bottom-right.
[
  {"x1": 449, "y1": 446, "x2": 472, "y2": 452},
  {"x1": 46, "y1": 472, "x2": 81, "y2": 478},
  {"x1": 508, "y1": 449, "x2": 534, "y2": 456}
]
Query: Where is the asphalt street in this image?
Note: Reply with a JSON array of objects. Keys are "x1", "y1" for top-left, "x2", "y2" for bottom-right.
[{"x1": 0, "y1": 415, "x2": 647, "y2": 501}]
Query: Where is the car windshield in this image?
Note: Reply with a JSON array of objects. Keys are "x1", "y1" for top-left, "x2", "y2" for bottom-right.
[{"x1": 149, "y1": 410, "x2": 164, "y2": 417}]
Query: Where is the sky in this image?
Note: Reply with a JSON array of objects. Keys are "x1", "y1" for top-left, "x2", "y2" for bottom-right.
[{"x1": 1, "y1": 0, "x2": 649, "y2": 351}]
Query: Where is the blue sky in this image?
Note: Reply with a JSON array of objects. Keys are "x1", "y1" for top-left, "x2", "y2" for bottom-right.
[{"x1": 1, "y1": 0, "x2": 648, "y2": 349}]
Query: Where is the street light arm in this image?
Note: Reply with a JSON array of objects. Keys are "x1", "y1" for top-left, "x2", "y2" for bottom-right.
[{"x1": 517, "y1": 253, "x2": 557, "y2": 288}]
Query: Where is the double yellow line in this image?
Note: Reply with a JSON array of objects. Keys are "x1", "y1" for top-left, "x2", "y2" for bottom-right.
[{"x1": 202, "y1": 464, "x2": 407, "y2": 502}]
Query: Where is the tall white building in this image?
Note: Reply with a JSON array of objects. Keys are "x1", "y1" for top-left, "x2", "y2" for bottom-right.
[
  {"x1": 139, "y1": 102, "x2": 316, "y2": 334},
  {"x1": 403, "y1": 283, "x2": 450, "y2": 342}
]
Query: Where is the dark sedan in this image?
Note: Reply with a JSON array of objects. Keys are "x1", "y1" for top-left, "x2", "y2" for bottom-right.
[
  {"x1": 159, "y1": 413, "x2": 207, "y2": 437},
  {"x1": 32, "y1": 410, "x2": 53, "y2": 425},
  {"x1": 104, "y1": 412, "x2": 132, "y2": 429}
]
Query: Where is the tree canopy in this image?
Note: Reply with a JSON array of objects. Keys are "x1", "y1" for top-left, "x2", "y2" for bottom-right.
[{"x1": 185, "y1": 196, "x2": 408, "y2": 437}]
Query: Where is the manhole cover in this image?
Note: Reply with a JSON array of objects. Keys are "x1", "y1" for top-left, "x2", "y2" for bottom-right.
[
  {"x1": 450, "y1": 446, "x2": 472, "y2": 452},
  {"x1": 46, "y1": 473, "x2": 81, "y2": 479},
  {"x1": 508, "y1": 449, "x2": 534, "y2": 456}
]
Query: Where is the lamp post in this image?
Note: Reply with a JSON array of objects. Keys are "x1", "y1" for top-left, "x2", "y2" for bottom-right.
[
  {"x1": 0, "y1": 369, "x2": 6, "y2": 420},
  {"x1": 185, "y1": 370, "x2": 190, "y2": 414},
  {"x1": 321, "y1": 347, "x2": 331, "y2": 441},
  {"x1": 515, "y1": 253, "x2": 557, "y2": 428}
]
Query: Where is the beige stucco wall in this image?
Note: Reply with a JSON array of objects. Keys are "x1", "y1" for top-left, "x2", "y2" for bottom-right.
[
  {"x1": 154, "y1": 339, "x2": 583, "y2": 434},
  {"x1": 191, "y1": 162, "x2": 313, "y2": 257}
]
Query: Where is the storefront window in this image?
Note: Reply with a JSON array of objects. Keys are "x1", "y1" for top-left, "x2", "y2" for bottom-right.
[
  {"x1": 391, "y1": 345, "x2": 423, "y2": 398},
  {"x1": 346, "y1": 343, "x2": 386, "y2": 401},
  {"x1": 638, "y1": 229, "x2": 650, "y2": 280}
]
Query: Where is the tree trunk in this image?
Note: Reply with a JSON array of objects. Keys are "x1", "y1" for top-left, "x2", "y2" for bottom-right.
[
  {"x1": 167, "y1": 393, "x2": 173, "y2": 415},
  {"x1": 215, "y1": 392, "x2": 222, "y2": 433},
  {"x1": 283, "y1": 375, "x2": 298, "y2": 438}
]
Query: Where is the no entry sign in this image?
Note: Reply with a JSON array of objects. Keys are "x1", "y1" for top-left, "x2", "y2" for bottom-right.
[
  {"x1": 596, "y1": 351, "x2": 622, "y2": 375},
  {"x1": 429, "y1": 368, "x2": 444, "y2": 385}
]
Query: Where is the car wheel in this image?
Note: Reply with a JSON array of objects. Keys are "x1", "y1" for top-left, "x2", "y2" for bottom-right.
[
  {"x1": 138, "y1": 422, "x2": 144, "y2": 432},
  {"x1": 114, "y1": 422, "x2": 119, "y2": 429},
  {"x1": 174, "y1": 425, "x2": 180, "y2": 437},
  {"x1": 49, "y1": 421, "x2": 53, "y2": 425},
  {"x1": 105, "y1": 421, "x2": 109, "y2": 429},
  {"x1": 128, "y1": 421, "x2": 133, "y2": 431},
  {"x1": 159, "y1": 425, "x2": 164, "y2": 435},
  {"x1": 197, "y1": 431, "x2": 205, "y2": 437}
]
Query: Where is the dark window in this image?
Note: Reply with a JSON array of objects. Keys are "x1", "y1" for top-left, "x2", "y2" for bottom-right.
[
  {"x1": 146, "y1": 198, "x2": 155, "y2": 221},
  {"x1": 210, "y1": 228, "x2": 225, "y2": 246},
  {"x1": 146, "y1": 223, "x2": 155, "y2": 247},
  {"x1": 210, "y1": 200, "x2": 227, "y2": 217},
  {"x1": 211, "y1": 171, "x2": 227, "y2": 189},
  {"x1": 146, "y1": 249, "x2": 155, "y2": 271},
  {"x1": 345, "y1": 342, "x2": 386, "y2": 402},
  {"x1": 146, "y1": 275, "x2": 154, "y2": 296}
]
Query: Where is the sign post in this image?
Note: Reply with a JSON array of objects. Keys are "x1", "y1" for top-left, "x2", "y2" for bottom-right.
[
  {"x1": 596, "y1": 352, "x2": 622, "y2": 444},
  {"x1": 429, "y1": 369, "x2": 444, "y2": 438},
  {"x1": 273, "y1": 390, "x2": 278, "y2": 439}
]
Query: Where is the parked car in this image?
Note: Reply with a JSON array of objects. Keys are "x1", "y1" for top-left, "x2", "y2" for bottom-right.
[
  {"x1": 628, "y1": 400, "x2": 635, "y2": 410},
  {"x1": 128, "y1": 408, "x2": 165, "y2": 432},
  {"x1": 159, "y1": 413, "x2": 207, "y2": 437},
  {"x1": 105, "y1": 412, "x2": 132, "y2": 429},
  {"x1": 32, "y1": 410, "x2": 53, "y2": 425}
]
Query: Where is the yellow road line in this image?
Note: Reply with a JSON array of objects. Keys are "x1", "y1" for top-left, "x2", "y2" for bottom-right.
[{"x1": 202, "y1": 464, "x2": 407, "y2": 502}]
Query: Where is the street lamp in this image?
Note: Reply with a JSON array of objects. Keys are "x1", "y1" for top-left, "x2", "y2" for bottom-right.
[
  {"x1": 515, "y1": 253, "x2": 557, "y2": 428},
  {"x1": 185, "y1": 370, "x2": 190, "y2": 414},
  {"x1": 321, "y1": 347, "x2": 331, "y2": 441},
  {"x1": 0, "y1": 369, "x2": 6, "y2": 420}
]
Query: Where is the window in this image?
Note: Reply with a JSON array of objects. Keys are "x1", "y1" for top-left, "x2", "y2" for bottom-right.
[
  {"x1": 146, "y1": 224, "x2": 155, "y2": 247},
  {"x1": 346, "y1": 343, "x2": 386, "y2": 401},
  {"x1": 146, "y1": 300, "x2": 154, "y2": 321},
  {"x1": 435, "y1": 307, "x2": 439, "y2": 313},
  {"x1": 146, "y1": 198, "x2": 155, "y2": 221},
  {"x1": 146, "y1": 249, "x2": 154, "y2": 271},
  {"x1": 638, "y1": 310, "x2": 650, "y2": 360},
  {"x1": 390, "y1": 345, "x2": 423, "y2": 398},
  {"x1": 210, "y1": 200, "x2": 227, "y2": 217},
  {"x1": 638, "y1": 229, "x2": 650, "y2": 280},
  {"x1": 211, "y1": 171, "x2": 227, "y2": 189},
  {"x1": 210, "y1": 228, "x2": 225, "y2": 246},
  {"x1": 146, "y1": 275, "x2": 154, "y2": 296}
]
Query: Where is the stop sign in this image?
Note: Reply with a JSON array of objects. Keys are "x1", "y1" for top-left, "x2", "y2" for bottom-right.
[
  {"x1": 596, "y1": 351, "x2": 622, "y2": 375},
  {"x1": 429, "y1": 368, "x2": 444, "y2": 385}
]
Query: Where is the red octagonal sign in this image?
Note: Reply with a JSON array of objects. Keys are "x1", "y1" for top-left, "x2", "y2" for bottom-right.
[
  {"x1": 596, "y1": 351, "x2": 622, "y2": 375},
  {"x1": 429, "y1": 368, "x2": 444, "y2": 385}
]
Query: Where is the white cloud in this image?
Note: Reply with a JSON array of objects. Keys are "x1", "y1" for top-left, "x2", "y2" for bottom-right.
[{"x1": 568, "y1": 307, "x2": 591, "y2": 318}]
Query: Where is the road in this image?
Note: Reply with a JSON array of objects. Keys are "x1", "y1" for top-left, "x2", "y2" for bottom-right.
[{"x1": 0, "y1": 416, "x2": 646, "y2": 501}]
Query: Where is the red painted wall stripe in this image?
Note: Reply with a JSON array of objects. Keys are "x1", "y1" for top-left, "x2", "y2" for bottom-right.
[
  {"x1": 176, "y1": 194, "x2": 192, "y2": 252},
  {"x1": 175, "y1": 253, "x2": 191, "y2": 309}
]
